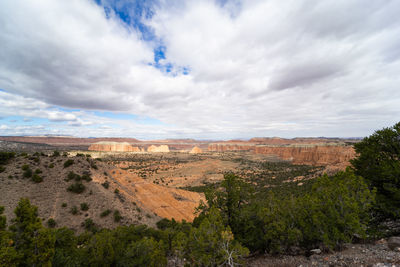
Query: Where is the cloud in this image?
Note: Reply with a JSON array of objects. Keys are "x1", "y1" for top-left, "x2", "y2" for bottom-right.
[{"x1": 0, "y1": 0, "x2": 399, "y2": 138}]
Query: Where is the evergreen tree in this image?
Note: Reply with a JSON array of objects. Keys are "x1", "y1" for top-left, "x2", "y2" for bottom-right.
[
  {"x1": 351, "y1": 122, "x2": 400, "y2": 219},
  {"x1": 9, "y1": 198, "x2": 55, "y2": 266}
]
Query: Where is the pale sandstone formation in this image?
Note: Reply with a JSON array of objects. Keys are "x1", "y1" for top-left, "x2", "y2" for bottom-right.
[
  {"x1": 147, "y1": 145, "x2": 170, "y2": 152},
  {"x1": 189, "y1": 146, "x2": 203, "y2": 154},
  {"x1": 88, "y1": 142, "x2": 141, "y2": 152}
]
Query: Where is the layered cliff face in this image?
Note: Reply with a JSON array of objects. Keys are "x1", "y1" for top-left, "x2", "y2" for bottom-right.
[
  {"x1": 208, "y1": 143, "x2": 255, "y2": 152},
  {"x1": 88, "y1": 142, "x2": 141, "y2": 152},
  {"x1": 208, "y1": 142, "x2": 355, "y2": 166},
  {"x1": 256, "y1": 145, "x2": 356, "y2": 166},
  {"x1": 147, "y1": 145, "x2": 170, "y2": 152},
  {"x1": 189, "y1": 146, "x2": 203, "y2": 154}
]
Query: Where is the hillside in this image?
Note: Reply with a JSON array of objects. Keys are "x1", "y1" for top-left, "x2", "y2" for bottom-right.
[{"x1": 0, "y1": 152, "x2": 204, "y2": 232}]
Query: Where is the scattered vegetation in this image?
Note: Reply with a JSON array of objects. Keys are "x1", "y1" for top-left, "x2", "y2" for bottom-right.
[
  {"x1": 63, "y1": 159, "x2": 74, "y2": 168},
  {"x1": 101, "y1": 181, "x2": 110, "y2": 189},
  {"x1": 47, "y1": 218, "x2": 56, "y2": 228},
  {"x1": 113, "y1": 210, "x2": 122, "y2": 222},
  {"x1": 31, "y1": 173, "x2": 43, "y2": 183},
  {"x1": 70, "y1": 206, "x2": 78, "y2": 215},
  {"x1": 67, "y1": 182, "x2": 86, "y2": 194},
  {"x1": 100, "y1": 209, "x2": 112, "y2": 218},
  {"x1": 80, "y1": 203, "x2": 89, "y2": 211}
]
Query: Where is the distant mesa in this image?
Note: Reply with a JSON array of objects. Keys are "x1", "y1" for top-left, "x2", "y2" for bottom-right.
[
  {"x1": 88, "y1": 142, "x2": 141, "y2": 152},
  {"x1": 147, "y1": 145, "x2": 170, "y2": 153},
  {"x1": 189, "y1": 146, "x2": 203, "y2": 154}
]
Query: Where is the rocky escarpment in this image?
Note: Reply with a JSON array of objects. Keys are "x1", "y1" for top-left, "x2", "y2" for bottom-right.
[
  {"x1": 254, "y1": 145, "x2": 356, "y2": 166},
  {"x1": 208, "y1": 143, "x2": 255, "y2": 152},
  {"x1": 208, "y1": 142, "x2": 356, "y2": 166},
  {"x1": 147, "y1": 145, "x2": 170, "y2": 152},
  {"x1": 88, "y1": 142, "x2": 141, "y2": 152}
]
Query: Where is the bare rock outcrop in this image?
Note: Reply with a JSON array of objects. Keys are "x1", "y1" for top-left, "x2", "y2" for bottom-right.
[
  {"x1": 147, "y1": 145, "x2": 170, "y2": 153},
  {"x1": 88, "y1": 142, "x2": 141, "y2": 152},
  {"x1": 189, "y1": 146, "x2": 203, "y2": 154}
]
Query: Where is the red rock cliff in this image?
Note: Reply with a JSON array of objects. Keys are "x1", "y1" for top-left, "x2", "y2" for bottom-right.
[{"x1": 254, "y1": 145, "x2": 356, "y2": 166}]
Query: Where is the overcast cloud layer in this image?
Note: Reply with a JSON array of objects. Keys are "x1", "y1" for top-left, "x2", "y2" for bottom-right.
[{"x1": 0, "y1": 0, "x2": 399, "y2": 139}]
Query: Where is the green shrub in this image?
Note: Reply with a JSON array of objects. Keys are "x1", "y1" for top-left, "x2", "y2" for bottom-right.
[
  {"x1": 21, "y1": 164, "x2": 30, "y2": 170},
  {"x1": 101, "y1": 181, "x2": 109, "y2": 189},
  {"x1": 61, "y1": 203, "x2": 67, "y2": 208},
  {"x1": 80, "y1": 203, "x2": 89, "y2": 211},
  {"x1": 67, "y1": 182, "x2": 86, "y2": 194},
  {"x1": 47, "y1": 218, "x2": 56, "y2": 228},
  {"x1": 70, "y1": 206, "x2": 78, "y2": 215},
  {"x1": 82, "y1": 218, "x2": 97, "y2": 232},
  {"x1": 23, "y1": 168, "x2": 33, "y2": 178},
  {"x1": 0, "y1": 151, "x2": 15, "y2": 165},
  {"x1": 48, "y1": 163, "x2": 54, "y2": 168},
  {"x1": 100, "y1": 209, "x2": 112, "y2": 218},
  {"x1": 81, "y1": 172, "x2": 92, "y2": 182},
  {"x1": 35, "y1": 168, "x2": 42, "y2": 174},
  {"x1": 63, "y1": 159, "x2": 74, "y2": 168},
  {"x1": 0, "y1": 166, "x2": 5, "y2": 173},
  {"x1": 52, "y1": 150, "x2": 60, "y2": 157},
  {"x1": 31, "y1": 174, "x2": 43, "y2": 183},
  {"x1": 113, "y1": 210, "x2": 122, "y2": 222},
  {"x1": 114, "y1": 188, "x2": 120, "y2": 194},
  {"x1": 66, "y1": 171, "x2": 80, "y2": 182}
]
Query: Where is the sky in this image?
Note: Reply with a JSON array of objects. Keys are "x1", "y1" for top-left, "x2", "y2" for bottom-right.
[{"x1": 0, "y1": 0, "x2": 399, "y2": 140}]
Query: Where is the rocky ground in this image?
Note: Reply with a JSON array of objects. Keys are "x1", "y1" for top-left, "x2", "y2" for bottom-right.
[{"x1": 248, "y1": 239, "x2": 400, "y2": 267}]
